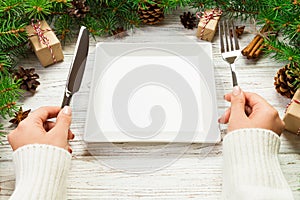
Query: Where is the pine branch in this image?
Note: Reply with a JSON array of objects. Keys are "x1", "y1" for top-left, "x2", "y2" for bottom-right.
[
  {"x1": 0, "y1": 20, "x2": 28, "y2": 54},
  {"x1": 0, "y1": 75, "x2": 21, "y2": 119},
  {"x1": 189, "y1": 0, "x2": 263, "y2": 19},
  {"x1": 264, "y1": 38, "x2": 300, "y2": 64}
]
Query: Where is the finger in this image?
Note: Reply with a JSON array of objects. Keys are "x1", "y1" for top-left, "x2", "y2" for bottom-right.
[
  {"x1": 27, "y1": 106, "x2": 61, "y2": 123},
  {"x1": 68, "y1": 146, "x2": 73, "y2": 154},
  {"x1": 243, "y1": 92, "x2": 270, "y2": 109},
  {"x1": 218, "y1": 108, "x2": 231, "y2": 124},
  {"x1": 68, "y1": 130, "x2": 75, "y2": 140},
  {"x1": 230, "y1": 86, "x2": 247, "y2": 120},
  {"x1": 49, "y1": 106, "x2": 72, "y2": 139},
  {"x1": 45, "y1": 121, "x2": 74, "y2": 140}
]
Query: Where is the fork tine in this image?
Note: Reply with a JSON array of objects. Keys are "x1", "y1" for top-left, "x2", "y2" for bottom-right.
[
  {"x1": 223, "y1": 21, "x2": 229, "y2": 52},
  {"x1": 231, "y1": 21, "x2": 240, "y2": 50},
  {"x1": 219, "y1": 20, "x2": 225, "y2": 53},
  {"x1": 227, "y1": 20, "x2": 234, "y2": 51}
]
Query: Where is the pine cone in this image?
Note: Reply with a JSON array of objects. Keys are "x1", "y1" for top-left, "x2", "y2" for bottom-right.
[
  {"x1": 9, "y1": 107, "x2": 31, "y2": 125},
  {"x1": 138, "y1": 1, "x2": 164, "y2": 25},
  {"x1": 68, "y1": 0, "x2": 90, "y2": 18},
  {"x1": 180, "y1": 12, "x2": 197, "y2": 30},
  {"x1": 14, "y1": 66, "x2": 40, "y2": 93},
  {"x1": 274, "y1": 63, "x2": 299, "y2": 98}
]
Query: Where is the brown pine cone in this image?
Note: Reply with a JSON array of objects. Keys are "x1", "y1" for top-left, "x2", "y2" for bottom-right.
[
  {"x1": 14, "y1": 66, "x2": 40, "y2": 93},
  {"x1": 180, "y1": 12, "x2": 197, "y2": 30},
  {"x1": 138, "y1": 1, "x2": 164, "y2": 25},
  {"x1": 68, "y1": 0, "x2": 90, "y2": 18},
  {"x1": 274, "y1": 63, "x2": 298, "y2": 98}
]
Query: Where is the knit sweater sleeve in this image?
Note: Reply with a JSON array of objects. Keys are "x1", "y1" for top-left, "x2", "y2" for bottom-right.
[
  {"x1": 222, "y1": 128, "x2": 294, "y2": 200},
  {"x1": 9, "y1": 144, "x2": 71, "y2": 200}
]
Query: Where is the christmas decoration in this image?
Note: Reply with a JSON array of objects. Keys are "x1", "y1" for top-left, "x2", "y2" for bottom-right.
[
  {"x1": 192, "y1": 0, "x2": 300, "y2": 95},
  {"x1": 180, "y1": 12, "x2": 197, "y2": 29},
  {"x1": 196, "y1": 9, "x2": 222, "y2": 42},
  {"x1": 14, "y1": 66, "x2": 40, "y2": 93},
  {"x1": 138, "y1": 1, "x2": 164, "y2": 25},
  {"x1": 26, "y1": 20, "x2": 64, "y2": 67},
  {"x1": 9, "y1": 107, "x2": 31, "y2": 125},
  {"x1": 68, "y1": 0, "x2": 90, "y2": 19},
  {"x1": 230, "y1": 26, "x2": 245, "y2": 38},
  {"x1": 241, "y1": 25, "x2": 272, "y2": 59},
  {"x1": 274, "y1": 63, "x2": 300, "y2": 98},
  {"x1": 283, "y1": 89, "x2": 300, "y2": 135}
]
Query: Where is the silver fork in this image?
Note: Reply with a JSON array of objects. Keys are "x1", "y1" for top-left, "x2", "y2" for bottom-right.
[{"x1": 219, "y1": 20, "x2": 240, "y2": 87}]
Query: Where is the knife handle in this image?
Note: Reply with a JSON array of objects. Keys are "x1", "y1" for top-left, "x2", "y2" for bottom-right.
[{"x1": 61, "y1": 93, "x2": 73, "y2": 108}]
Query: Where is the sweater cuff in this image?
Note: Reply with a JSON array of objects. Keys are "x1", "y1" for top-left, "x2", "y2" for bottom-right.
[
  {"x1": 222, "y1": 128, "x2": 294, "y2": 200},
  {"x1": 10, "y1": 144, "x2": 71, "y2": 200}
]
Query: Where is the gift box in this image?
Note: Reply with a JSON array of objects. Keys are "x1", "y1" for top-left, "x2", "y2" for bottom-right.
[
  {"x1": 283, "y1": 89, "x2": 300, "y2": 135},
  {"x1": 26, "y1": 20, "x2": 64, "y2": 67},
  {"x1": 196, "y1": 9, "x2": 222, "y2": 42}
]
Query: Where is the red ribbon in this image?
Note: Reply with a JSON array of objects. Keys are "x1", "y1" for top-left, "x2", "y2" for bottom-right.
[
  {"x1": 30, "y1": 19, "x2": 57, "y2": 63},
  {"x1": 285, "y1": 98, "x2": 300, "y2": 113},
  {"x1": 196, "y1": 8, "x2": 222, "y2": 39}
]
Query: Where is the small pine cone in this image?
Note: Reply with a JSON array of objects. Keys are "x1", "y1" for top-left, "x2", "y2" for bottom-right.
[
  {"x1": 274, "y1": 63, "x2": 298, "y2": 98},
  {"x1": 138, "y1": 1, "x2": 164, "y2": 25},
  {"x1": 180, "y1": 12, "x2": 197, "y2": 30},
  {"x1": 14, "y1": 66, "x2": 40, "y2": 93},
  {"x1": 68, "y1": 0, "x2": 90, "y2": 18}
]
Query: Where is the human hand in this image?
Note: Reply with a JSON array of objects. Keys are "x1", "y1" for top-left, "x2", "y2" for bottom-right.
[
  {"x1": 8, "y1": 106, "x2": 74, "y2": 153},
  {"x1": 218, "y1": 86, "x2": 285, "y2": 135}
]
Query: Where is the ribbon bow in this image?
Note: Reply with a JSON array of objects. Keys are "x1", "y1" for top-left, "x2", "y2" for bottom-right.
[
  {"x1": 196, "y1": 8, "x2": 223, "y2": 39},
  {"x1": 30, "y1": 19, "x2": 57, "y2": 63}
]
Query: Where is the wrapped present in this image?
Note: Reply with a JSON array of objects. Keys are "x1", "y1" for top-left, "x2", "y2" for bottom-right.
[
  {"x1": 283, "y1": 89, "x2": 300, "y2": 135},
  {"x1": 26, "y1": 20, "x2": 64, "y2": 67},
  {"x1": 196, "y1": 9, "x2": 222, "y2": 42}
]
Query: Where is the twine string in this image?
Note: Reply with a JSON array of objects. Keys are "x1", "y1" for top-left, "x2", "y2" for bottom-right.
[
  {"x1": 30, "y1": 19, "x2": 57, "y2": 63},
  {"x1": 196, "y1": 8, "x2": 222, "y2": 39}
]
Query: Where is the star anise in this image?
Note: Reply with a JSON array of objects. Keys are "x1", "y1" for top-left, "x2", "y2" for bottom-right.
[
  {"x1": 9, "y1": 107, "x2": 31, "y2": 125},
  {"x1": 230, "y1": 26, "x2": 245, "y2": 38}
]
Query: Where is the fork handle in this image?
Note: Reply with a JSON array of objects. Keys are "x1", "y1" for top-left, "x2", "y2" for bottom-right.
[{"x1": 231, "y1": 71, "x2": 238, "y2": 87}]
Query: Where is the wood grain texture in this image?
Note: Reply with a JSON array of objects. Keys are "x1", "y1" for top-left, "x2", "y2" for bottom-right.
[{"x1": 0, "y1": 9, "x2": 299, "y2": 199}]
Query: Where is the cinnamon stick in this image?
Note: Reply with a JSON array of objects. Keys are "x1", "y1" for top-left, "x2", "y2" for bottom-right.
[
  {"x1": 253, "y1": 44, "x2": 265, "y2": 58},
  {"x1": 241, "y1": 25, "x2": 270, "y2": 57},
  {"x1": 247, "y1": 37, "x2": 264, "y2": 59},
  {"x1": 242, "y1": 35, "x2": 261, "y2": 56}
]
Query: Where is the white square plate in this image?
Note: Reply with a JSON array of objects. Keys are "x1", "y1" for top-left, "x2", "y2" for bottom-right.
[{"x1": 84, "y1": 42, "x2": 220, "y2": 143}]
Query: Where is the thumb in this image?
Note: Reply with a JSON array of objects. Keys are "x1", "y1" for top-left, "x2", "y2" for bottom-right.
[
  {"x1": 230, "y1": 86, "x2": 246, "y2": 120},
  {"x1": 51, "y1": 106, "x2": 72, "y2": 138}
]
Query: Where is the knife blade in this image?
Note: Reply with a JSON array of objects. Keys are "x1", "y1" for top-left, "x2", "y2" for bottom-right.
[{"x1": 61, "y1": 26, "x2": 89, "y2": 108}]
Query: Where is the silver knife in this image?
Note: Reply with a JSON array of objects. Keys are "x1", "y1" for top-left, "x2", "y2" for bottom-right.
[{"x1": 61, "y1": 26, "x2": 89, "y2": 108}]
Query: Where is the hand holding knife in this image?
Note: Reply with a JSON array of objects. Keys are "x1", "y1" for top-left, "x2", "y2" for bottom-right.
[{"x1": 61, "y1": 26, "x2": 89, "y2": 108}]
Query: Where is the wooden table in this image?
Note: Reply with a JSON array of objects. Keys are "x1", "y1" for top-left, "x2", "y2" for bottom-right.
[{"x1": 1, "y1": 10, "x2": 299, "y2": 199}]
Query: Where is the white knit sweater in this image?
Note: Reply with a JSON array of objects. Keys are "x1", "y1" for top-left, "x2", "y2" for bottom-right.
[
  {"x1": 222, "y1": 128, "x2": 294, "y2": 200},
  {"x1": 9, "y1": 144, "x2": 71, "y2": 200},
  {"x1": 9, "y1": 129, "x2": 294, "y2": 199}
]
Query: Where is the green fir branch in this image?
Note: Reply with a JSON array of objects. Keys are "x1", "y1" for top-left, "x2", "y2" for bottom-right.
[
  {"x1": 264, "y1": 37, "x2": 300, "y2": 64},
  {"x1": 0, "y1": 75, "x2": 21, "y2": 119}
]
